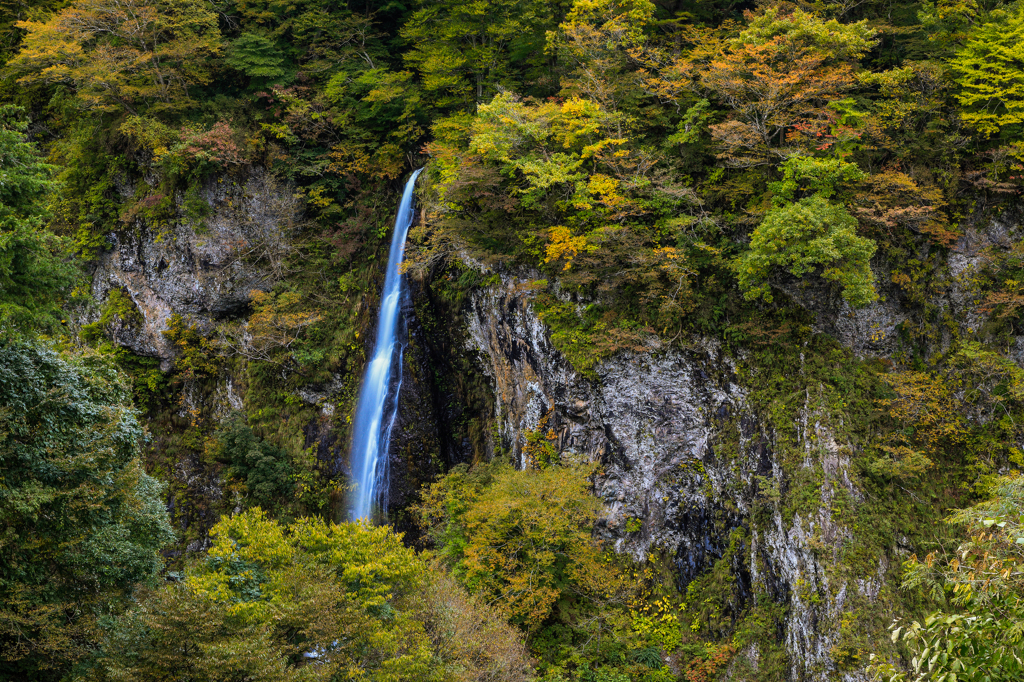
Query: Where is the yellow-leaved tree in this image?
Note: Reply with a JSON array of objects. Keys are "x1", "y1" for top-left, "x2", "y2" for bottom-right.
[
  {"x1": 416, "y1": 462, "x2": 629, "y2": 630},
  {"x1": 550, "y1": 0, "x2": 656, "y2": 134},
  {"x1": 10, "y1": 0, "x2": 221, "y2": 114},
  {"x1": 94, "y1": 509, "x2": 533, "y2": 682},
  {"x1": 463, "y1": 91, "x2": 652, "y2": 269}
]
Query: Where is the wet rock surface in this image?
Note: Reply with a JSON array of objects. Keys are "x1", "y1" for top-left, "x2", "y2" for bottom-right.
[{"x1": 384, "y1": 282, "x2": 445, "y2": 538}]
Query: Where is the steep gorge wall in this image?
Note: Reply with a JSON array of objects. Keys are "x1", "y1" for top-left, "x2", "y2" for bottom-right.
[
  {"x1": 788, "y1": 204, "x2": 1023, "y2": 360},
  {"x1": 84, "y1": 164, "x2": 1023, "y2": 676},
  {"x1": 80, "y1": 170, "x2": 304, "y2": 549},
  {"x1": 458, "y1": 270, "x2": 894, "y2": 682},
  {"x1": 442, "y1": 205, "x2": 1024, "y2": 680}
]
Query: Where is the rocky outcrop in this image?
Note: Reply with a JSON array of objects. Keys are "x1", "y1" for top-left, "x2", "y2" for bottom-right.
[
  {"x1": 784, "y1": 205, "x2": 1024, "y2": 362},
  {"x1": 90, "y1": 169, "x2": 300, "y2": 367},
  {"x1": 947, "y1": 206, "x2": 1024, "y2": 348},
  {"x1": 461, "y1": 271, "x2": 885, "y2": 682},
  {"x1": 82, "y1": 168, "x2": 303, "y2": 552}
]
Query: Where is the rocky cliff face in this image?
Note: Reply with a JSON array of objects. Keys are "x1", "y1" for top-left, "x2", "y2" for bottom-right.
[
  {"x1": 83, "y1": 169, "x2": 303, "y2": 550},
  {"x1": 86, "y1": 168, "x2": 1019, "y2": 677},
  {"x1": 90, "y1": 169, "x2": 300, "y2": 367},
  {"x1": 460, "y1": 270, "x2": 888, "y2": 682},
  {"x1": 86, "y1": 166, "x2": 486, "y2": 547},
  {"x1": 787, "y1": 205, "x2": 1023, "y2": 362}
]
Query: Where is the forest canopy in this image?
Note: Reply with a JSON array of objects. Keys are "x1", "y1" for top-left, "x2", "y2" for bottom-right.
[{"x1": 2, "y1": 0, "x2": 1024, "y2": 680}]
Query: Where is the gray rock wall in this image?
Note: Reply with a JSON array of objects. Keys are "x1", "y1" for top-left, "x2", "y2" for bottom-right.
[
  {"x1": 462, "y1": 272, "x2": 882, "y2": 681},
  {"x1": 90, "y1": 169, "x2": 300, "y2": 366}
]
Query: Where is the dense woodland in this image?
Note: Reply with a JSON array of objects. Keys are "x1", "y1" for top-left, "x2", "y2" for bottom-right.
[{"x1": 2, "y1": 0, "x2": 1024, "y2": 680}]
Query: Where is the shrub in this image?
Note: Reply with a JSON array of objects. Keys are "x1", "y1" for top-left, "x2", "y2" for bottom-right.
[
  {"x1": 214, "y1": 413, "x2": 293, "y2": 509},
  {"x1": 733, "y1": 194, "x2": 878, "y2": 308}
]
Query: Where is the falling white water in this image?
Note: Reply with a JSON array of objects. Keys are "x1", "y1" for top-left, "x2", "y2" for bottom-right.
[{"x1": 349, "y1": 169, "x2": 423, "y2": 522}]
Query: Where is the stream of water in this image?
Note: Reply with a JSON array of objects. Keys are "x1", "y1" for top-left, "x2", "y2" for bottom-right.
[{"x1": 349, "y1": 168, "x2": 422, "y2": 522}]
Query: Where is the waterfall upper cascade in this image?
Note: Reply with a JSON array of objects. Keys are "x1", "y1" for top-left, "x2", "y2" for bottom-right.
[{"x1": 349, "y1": 168, "x2": 423, "y2": 522}]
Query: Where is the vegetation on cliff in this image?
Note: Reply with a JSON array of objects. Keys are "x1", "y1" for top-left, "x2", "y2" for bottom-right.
[{"x1": 1, "y1": 0, "x2": 1024, "y2": 679}]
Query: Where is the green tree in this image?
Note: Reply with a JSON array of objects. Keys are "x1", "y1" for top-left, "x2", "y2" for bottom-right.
[
  {"x1": 949, "y1": 3, "x2": 1024, "y2": 138},
  {"x1": 873, "y1": 475, "x2": 1024, "y2": 681},
  {"x1": 0, "y1": 340, "x2": 174, "y2": 680},
  {"x1": 95, "y1": 509, "x2": 532, "y2": 682},
  {"x1": 0, "y1": 105, "x2": 75, "y2": 335},
  {"x1": 768, "y1": 154, "x2": 866, "y2": 202},
  {"x1": 416, "y1": 462, "x2": 621, "y2": 630},
  {"x1": 224, "y1": 32, "x2": 289, "y2": 87},
  {"x1": 733, "y1": 192, "x2": 878, "y2": 307},
  {"x1": 401, "y1": 0, "x2": 569, "y2": 110},
  {"x1": 222, "y1": 0, "x2": 394, "y2": 87},
  {"x1": 212, "y1": 413, "x2": 294, "y2": 509}
]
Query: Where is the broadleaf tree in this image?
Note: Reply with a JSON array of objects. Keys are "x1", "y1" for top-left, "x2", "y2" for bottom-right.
[
  {"x1": 10, "y1": 0, "x2": 221, "y2": 114},
  {"x1": 0, "y1": 105, "x2": 75, "y2": 335},
  {"x1": 0, "y1": 340, "x2": 174, "y2": 680}
]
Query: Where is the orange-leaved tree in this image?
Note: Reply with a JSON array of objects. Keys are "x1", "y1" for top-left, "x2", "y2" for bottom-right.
[
  {"x1": 695, "y1": 8, "x2": 876, "y2": 167},
  {"x1": 550, "y1": 0, "x2": 656, "y2": 135},
  {"x1": 873, "y1": 343, "x2": 1024, "y2": 487}
]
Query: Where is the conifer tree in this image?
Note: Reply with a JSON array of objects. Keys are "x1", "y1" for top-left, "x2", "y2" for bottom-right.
[{"x1": 0, "y1": 105, "x2": 74, "y2": 335}]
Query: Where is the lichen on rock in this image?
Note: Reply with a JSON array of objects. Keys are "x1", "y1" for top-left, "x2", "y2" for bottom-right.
[{"x1": 461, "y1": 269, "x2": 893, "y2": 681}]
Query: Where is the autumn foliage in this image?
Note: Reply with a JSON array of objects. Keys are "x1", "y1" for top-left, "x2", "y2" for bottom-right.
[
  {"x1": 6, "y1": 0, "x2": 1024, "y2": 680},
  {"x1": 10, "y1": 0, "x2": 221, "y2": 113}
]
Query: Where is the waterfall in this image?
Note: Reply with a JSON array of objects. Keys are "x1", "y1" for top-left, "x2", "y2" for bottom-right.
[{"x1": 349, "y1": 168, "x2": 423, "y2": 522}]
